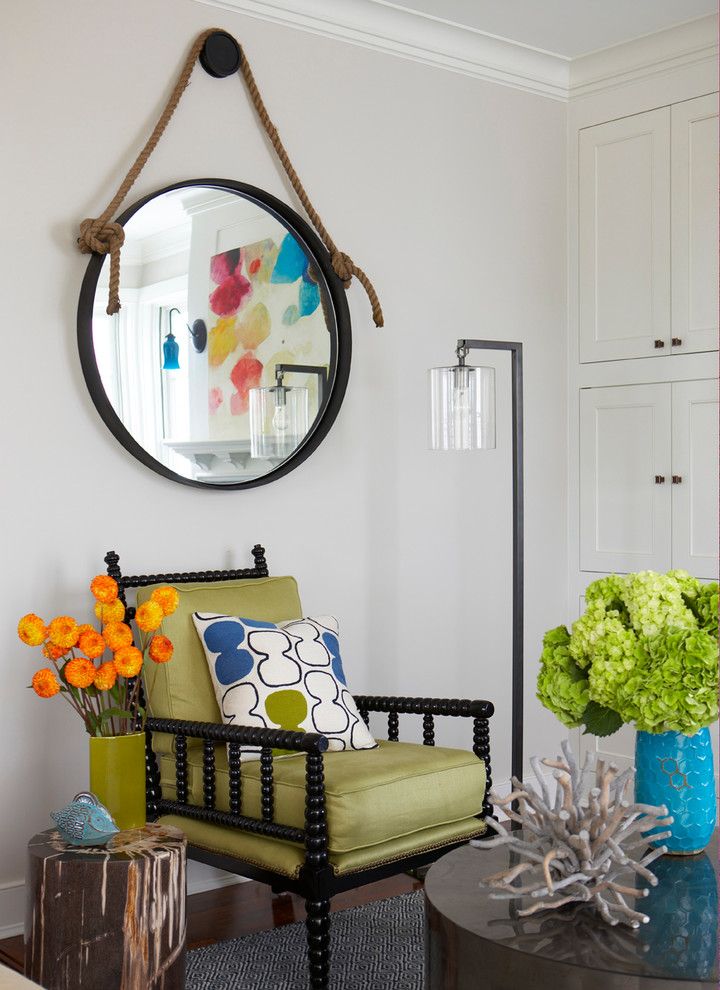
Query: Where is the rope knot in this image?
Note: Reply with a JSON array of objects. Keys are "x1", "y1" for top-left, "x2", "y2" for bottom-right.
[
  {"x1": 78, "y1": 218, "x2": 126, "y2": 315},
  {"x1": 331, "y1": 250, "x2": 354, "y2": 285},
  {"x1": 77, "y1": 218, "x2": 125, "y2": 257}
]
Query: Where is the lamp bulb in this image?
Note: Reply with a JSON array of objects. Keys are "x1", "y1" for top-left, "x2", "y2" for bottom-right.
[{"x1": 272, "y1": 404, "x2": 289, "y2": 434}]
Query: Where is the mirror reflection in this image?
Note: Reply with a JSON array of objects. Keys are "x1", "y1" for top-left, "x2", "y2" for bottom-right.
[{"x1": 91, "y1": 185, "x2": 334, "y2": 484}]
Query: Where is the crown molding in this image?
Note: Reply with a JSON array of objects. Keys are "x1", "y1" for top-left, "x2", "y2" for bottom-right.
[
  {"x1": 195, "y1": 0, "x2": 718, "y2": 102},
  {"x1": 195, "y1": 0, "x2": 570, "y2": 100},
  {"x1": 569, "y1": 14, "x2": 719, "y2": 99}
]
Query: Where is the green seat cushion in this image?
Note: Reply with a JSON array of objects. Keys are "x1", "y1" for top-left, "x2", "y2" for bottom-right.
[
  {"x1": 159, "y1": 739, "x2": 485, "y2": 853},
  {"x1": 138, "y1": 577, "x2": 302, "y2": 752},
  {"x1": 159, "y1": 812, "x2": 486, "y2": 878}
]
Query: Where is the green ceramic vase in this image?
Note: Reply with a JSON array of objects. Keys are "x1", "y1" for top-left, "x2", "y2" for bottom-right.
[{"x1": 88, "y1": 731, "x2": 146, "y2": 831}]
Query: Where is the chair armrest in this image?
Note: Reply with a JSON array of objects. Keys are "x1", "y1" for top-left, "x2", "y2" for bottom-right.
[
  {"x1": 353, "y1": 696, "x2": 494, "y2": 719},
  {"x1": 144, "y1": 717, "x2": 330, "y2": 860},
  {"x1": 353, "y1": 695, "x2": 494, "y2": 819},
  {"x1": 145, "y1": 716, "x2": 329, "y2": 753}
]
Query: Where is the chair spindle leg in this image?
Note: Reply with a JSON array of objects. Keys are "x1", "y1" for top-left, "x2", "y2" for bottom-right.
[
  {"x1": 260, "y1": 747, "x2": 274, "y2": 822},
  {"x1": 202, "y1": 738, "x2": 216, "y2": 810},
  {"x1": 175, "y1": 733, "x2": 188, "y2": 804},
  {"x1": 305, "y1": 750, "x2": 330, "y2": 989},
  {"x1": 228, "y1": 741, "x2": 242, "y2": 816},
  {"x1": 422, "y1": 713, "x2": 435, "y2": 746},
  {"x1": 305, "y1": 898, "x2": 331, "y2": 990},
  {"x1": 388, "y1": 711, "x2": 399, "y2": 741},
  {"x1": 473, "y1": 717, "x2": 493, "y2": 817},
  {"x1": 145, "y1": 727, "x2": 161, "y2": 820}
]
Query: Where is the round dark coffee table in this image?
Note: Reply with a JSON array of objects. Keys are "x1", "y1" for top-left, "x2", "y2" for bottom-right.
[{"x1": 425, "y1": 834, "x2": 718, "y2": 990}]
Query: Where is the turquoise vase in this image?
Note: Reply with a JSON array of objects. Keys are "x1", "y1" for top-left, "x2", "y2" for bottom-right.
[{"x1": 635, "y1": 727, "x2": 716, "y2": 855}]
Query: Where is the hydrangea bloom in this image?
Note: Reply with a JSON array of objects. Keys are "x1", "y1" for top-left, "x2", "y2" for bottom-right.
[
  {"x1": 568, "y1": 601, "x2": 623, "y2": 668},
  {"x1": 616, "y1": 628, "x2": 719, "y2": 733},
  {"x1": 536, "y1": 626, "x2": 590, "y2": 728},
  {"x1": 623, "y1": 571, "x2": 697, "y2": 638},
  {"x1": 587, "y1": 624, "x2": 647, "y2": 714},
  {"x1": 687, "y1": 583, "x2": 719, "y2": 638},
  {"x1": 537, "y1": 571, "x2": 718, "y2": 736}
]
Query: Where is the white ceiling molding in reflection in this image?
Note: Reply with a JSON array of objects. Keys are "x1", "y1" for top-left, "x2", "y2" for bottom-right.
[{"x1": 194, "y1": 0, "x2": 718, "y2": 102}]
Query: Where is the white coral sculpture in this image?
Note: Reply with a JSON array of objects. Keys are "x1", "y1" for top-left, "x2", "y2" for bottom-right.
[{"x1": 472, "y1": 741, "x2": 673, "y2": 928}]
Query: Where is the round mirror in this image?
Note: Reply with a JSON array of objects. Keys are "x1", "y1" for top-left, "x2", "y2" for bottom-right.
[{"x1": 77, "y1": 180, "x2": 351, "y2": 488}]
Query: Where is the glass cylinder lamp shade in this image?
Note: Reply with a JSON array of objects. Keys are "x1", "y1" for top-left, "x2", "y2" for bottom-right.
[
  {"x1": 249, "y1": 385, "x2": 310, "y2": 460},
  {"x1": 429, "y1": 365, "x2": 496, "y2": 450}
]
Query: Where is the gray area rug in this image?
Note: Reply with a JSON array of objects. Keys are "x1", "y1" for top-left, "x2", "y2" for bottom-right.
[{"x1": 186, "y1": 890, "x2": 424, "y2": 990}]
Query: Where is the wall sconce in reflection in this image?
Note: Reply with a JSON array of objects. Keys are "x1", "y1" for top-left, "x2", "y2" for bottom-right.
[
  {"x1": 162, "y1": 308, "x2": 207, "y2": 371},
  {"x1": 161, "y1": 308, "x2": 181, "y2": 371},
  {"x1": 248, "y1": 363, "x2": 328, "y2": 460}
]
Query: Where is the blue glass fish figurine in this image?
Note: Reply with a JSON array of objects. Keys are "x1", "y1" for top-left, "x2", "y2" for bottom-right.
[{"x1": 51, "y1": 792, "x2": 119, "y2": 846}]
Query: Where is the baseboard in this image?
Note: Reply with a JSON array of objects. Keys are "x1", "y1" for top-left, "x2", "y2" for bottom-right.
[
  {"x1": 187, "y1": 871, "x2": 250, "y2": 896},
  {"x1": 0, "y1": 880, "x2": 25, "y2": 940}
]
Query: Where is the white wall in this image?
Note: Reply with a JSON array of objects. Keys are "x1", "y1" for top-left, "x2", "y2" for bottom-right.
[{"x1": 0, "y1": 0, "x2": 567, "y2": 933}]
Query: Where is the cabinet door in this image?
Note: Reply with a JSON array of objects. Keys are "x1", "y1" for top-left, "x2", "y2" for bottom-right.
[
  {"x1": 671, "y1": 95, "x2": 719, "y2": 355},
  {"x1": 580, "y1": 384, "x2": 672, "y2": 573},
  {"x1": 579, "y1": 109, "x2": 671, "y2": 363},
  {"x1": 671, "y1": 379, "x2": 719, "y2": 579}
]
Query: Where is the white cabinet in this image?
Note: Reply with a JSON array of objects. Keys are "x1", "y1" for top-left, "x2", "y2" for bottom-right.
[
  {"x1": 580, "y1": 384, "x2": 672, "y2": 572},
  {"x1": 580, "y1": 380, "x2": 718, "y2": 579},
  {"x1": 579, "y1": 97, "x2": 718, "y2": 363},
  {"x1": 579, "y1": 109, "x2": 671, "y2": 363},
  {"x1": 671, "y1": 95, "x2": 720, "y2": 355},
  {"x1": 671, "y1": 379, "x2": 720, "y2": 578}
]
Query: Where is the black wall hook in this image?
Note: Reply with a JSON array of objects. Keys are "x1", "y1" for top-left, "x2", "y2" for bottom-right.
[{"x1": 199, "y1": 30, "x2": 242, "y2": 78}]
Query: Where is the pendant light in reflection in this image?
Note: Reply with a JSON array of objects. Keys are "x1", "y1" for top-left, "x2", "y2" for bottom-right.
[{"x1": 249, "y1": 363, "x2": 328, "y2": 460}]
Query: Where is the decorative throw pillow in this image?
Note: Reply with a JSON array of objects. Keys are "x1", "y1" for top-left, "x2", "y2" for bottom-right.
[{"x1": 192, "y1": 613, "x2": 377, "y2": 757}]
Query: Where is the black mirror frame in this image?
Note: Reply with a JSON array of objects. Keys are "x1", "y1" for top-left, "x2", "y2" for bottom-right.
[{"x1": 77, "y1": 178, "x2": 352, "y2": 490}]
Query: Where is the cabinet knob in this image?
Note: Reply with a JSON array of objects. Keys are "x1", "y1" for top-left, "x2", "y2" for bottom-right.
[
  {"x1": 654, "y1": 475, "x2": 665, "y2": 484},
  {"x1": 672, "y1": 475, "x2": 683, "y2": 484},
  {"x1": 671, "y1": 337, "x2": 682, "y2": 347},
  {"x1": 654, "y1": 339, "x2": 665, "y2": 348}
]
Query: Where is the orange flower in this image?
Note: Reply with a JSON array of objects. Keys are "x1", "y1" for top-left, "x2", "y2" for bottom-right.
[
  {"x1": 113, "y1": 646, "x2": 143, "y2": 678},
  {"x1": 32, "y1": 669, "x2": 61, "y2": 698},
  {"x1": 103, "y1": 621, "x2": 133, "y2": 652},
  {"x1": 90, "y1": 575, "x2": 119, "y2": 605},
  {"x1": 95, "y1": 599, "x2": 125, "y2": 623},
  {"x1": 18, "y1": 613, "x2": 47, "y2": 647},
  {"x1": 78, "y1": 629, "x2": 106, "y2": 660},
  {"x1": 43, "y1": 643, "x2": 67, "y2": 661},
  {"x1": 48, "y1": 616, "x2": 79, "y2": 650},
  {"x1": 64, "y1": 657, "x2": 96, "y2": 689},
  {"x1": 135, "y1": 600, "x2": 163, "y2": 633},
  {"x1": 148, "y1": 635, "x2": 173, "y2": 664},
  {"x1": 94, "y1": 661, "x2": 117, "y2": 691},
  {"x1": 76, "y1": 623, "x2": 95, "y2": 637},
  {"x1": 150, "y1": 586, "x2": 179, "y2": 617}
]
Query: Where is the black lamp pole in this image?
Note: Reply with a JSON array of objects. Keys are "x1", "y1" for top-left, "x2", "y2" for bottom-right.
[{"x1": 457, "y1": 339, "x2": 524, "y2": 785}]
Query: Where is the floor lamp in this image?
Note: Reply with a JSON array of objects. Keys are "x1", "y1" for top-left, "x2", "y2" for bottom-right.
[{"x1": 429, "y1": 339, "x2": 524, "y2": 786}]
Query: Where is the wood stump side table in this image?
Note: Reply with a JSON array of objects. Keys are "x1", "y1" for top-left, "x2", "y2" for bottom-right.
[{"x1": 25, "y1": 823, "x2": 186, "y2": 990}]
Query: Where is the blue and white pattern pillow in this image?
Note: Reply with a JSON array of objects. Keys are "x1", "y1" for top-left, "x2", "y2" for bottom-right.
[{"x1": 192, "y1": 613, "x2": 376, "y2": 757}]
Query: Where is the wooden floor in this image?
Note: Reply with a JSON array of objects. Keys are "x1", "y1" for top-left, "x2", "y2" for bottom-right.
[{"x1": 0, "y1": 873, "x2": 422, "y2": 975}]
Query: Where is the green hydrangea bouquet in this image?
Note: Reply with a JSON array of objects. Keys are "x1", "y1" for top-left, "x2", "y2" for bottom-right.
[{"x1": 537, "y1": 570, "x2": 718, "y2": 736}]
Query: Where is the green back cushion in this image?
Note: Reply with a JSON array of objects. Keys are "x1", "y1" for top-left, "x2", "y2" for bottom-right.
[{"x1": 137, "y1": 577, "x2": 302, "y2": 750}]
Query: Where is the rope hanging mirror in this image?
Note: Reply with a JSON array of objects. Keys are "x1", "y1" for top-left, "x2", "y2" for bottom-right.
[{"x1": 76, "y1": 29, "x2": 383, "y2": 490}]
